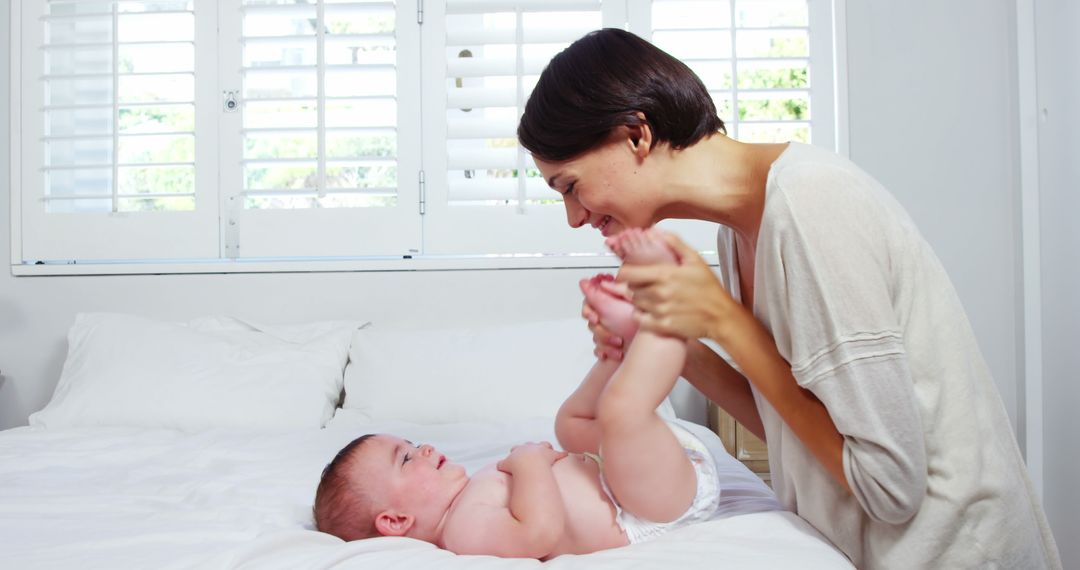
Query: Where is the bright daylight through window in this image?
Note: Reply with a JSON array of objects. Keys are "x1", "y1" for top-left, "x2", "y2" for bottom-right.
[{"x1": 11, "y1": 0, "x2": 840, "y2": 272}]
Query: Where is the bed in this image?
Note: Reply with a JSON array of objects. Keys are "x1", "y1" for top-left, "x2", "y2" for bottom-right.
[{"x1": 0, "y1": 313, "x2": 853, "y2": 569}]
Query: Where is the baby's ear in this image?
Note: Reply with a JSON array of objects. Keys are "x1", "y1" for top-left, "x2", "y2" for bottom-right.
[{"x1": 374, "y1": 510, "x2": 414, "y2": 537}]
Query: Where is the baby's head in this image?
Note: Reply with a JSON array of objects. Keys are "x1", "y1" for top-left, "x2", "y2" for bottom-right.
[{"x1": 313, "y1": 434, "x2": 468, "y2": 542}]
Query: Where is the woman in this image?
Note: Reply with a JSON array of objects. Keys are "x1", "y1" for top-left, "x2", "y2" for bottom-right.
[{"x1": 517, "y1": 29, "x2": 1060, "y2": 569}]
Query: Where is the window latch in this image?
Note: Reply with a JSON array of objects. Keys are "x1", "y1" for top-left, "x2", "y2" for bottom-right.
[{"x1": 223, "y1": 91, "x2": 240, "y2": 113}]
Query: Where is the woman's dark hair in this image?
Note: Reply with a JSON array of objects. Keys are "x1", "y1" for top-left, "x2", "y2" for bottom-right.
[{"x1": 518, "y1": 28, "x2": 725, "y2": 162}]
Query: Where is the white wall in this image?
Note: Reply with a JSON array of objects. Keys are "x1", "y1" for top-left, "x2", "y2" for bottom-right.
[
  {"x1": 845, "y1": 1, "x2": 1023, "y2": 431},
  {"x1": 1035, "y1": 0, "x2": 1080, "y2": 566}
]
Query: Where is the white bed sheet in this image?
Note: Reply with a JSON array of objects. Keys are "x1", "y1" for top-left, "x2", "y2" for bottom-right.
[{"x1": 0, "y1": 413, "x2": 852, "y2": 569}]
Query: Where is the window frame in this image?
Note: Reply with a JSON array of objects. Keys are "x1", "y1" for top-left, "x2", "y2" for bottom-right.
[
  {"x1": 217, "y1": 0, "x2": 424, "y2": 260},
  {"x1": 9, "y1": 0, "x2": 847, "y2": 276},
  {"x1": 9, "y1": 0, "x2": 22, "y2": 270},
  {"x1": 15, "y1": 0, "x2": 220, "y2": 263}
]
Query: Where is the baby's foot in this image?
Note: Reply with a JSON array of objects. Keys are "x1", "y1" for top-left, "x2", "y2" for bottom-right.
[
  {"x1": 579, "y1": 274, "x2": 639, "y2": 341},
  {"x1": 606, "y1": 228, "x2": 679, "y2": 266}
]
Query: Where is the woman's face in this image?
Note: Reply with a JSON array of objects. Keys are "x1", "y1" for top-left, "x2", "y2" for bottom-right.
[{"x1": 532, "y1": 132, "x2": 659, "y2": 237}]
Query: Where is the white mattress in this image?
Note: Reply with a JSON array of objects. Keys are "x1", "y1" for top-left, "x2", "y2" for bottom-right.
[{"x1": 0, "y1": 413, "x2": 852, "y2": 569}]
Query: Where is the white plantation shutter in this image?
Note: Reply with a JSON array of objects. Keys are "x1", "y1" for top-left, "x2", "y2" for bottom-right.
[
  {"x1": 422, "y1": 0, "x2": 768, "y2": 258},
  {"x1": 442, "y1": 1, "x2": 599, "y2": 207},
  {"x1": 18, "y1": 0, "x2": 219, "y2": 262},
  {"x1": 420, "y1": 0, "x2": 627, "y2": 256},
  {"x1": 625, "y1": 0, "x2": 840, "y2": 254},
  {"x1": 643, "y1": 0, "x2": 837, "y2": 148},
  {"x1": 12, "y1": 0, "x2": 840, "y2": 270},
  {"x1": 421, "y1": 0, "x2": 838, "y2": 259},
  {"x1": 217, "y1": 0, "x2": 421, "y2": 259}
]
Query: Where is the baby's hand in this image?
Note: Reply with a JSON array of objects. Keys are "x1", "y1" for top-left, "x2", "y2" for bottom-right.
[{"x1": 497, "y1": 442, "x2": 567, "y2": 473}]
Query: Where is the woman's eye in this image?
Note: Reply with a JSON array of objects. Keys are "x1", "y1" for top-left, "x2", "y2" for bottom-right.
[
  {"x1": 403, "y1": 453, "x2": 411, "y2": 464},
  {"x1": 565, "y1": 183, "x2": 575, "y2": 195}
]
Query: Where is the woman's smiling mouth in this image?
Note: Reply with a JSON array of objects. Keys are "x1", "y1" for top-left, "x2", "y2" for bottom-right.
[{"x1": 597, "y1": 215, "x2": 613, "y2": 236}]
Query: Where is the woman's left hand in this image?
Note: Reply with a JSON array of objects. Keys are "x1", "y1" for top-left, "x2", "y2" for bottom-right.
[{"x1": 613, "y1": 231, "x2": 739, "y2": 342}]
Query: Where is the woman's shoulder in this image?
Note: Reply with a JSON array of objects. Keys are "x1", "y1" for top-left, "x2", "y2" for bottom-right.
[
  {"x1": 759, "y1": 143, "x2": 920, "y2": 251},
  {"x1": 767, "y1": 142, "x2": 878, "y2": 196},
  {"x1": 764, "y1": 142, "x2": 902, "y2": 223}
]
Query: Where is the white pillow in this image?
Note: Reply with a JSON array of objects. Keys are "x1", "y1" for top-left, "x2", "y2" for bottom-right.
[
  {"x1": 30, "y1": 313, "x2": 361, "y2": 431},
  {"x1": 341, "y1": 319, "x2": 677, "y2": 424}
]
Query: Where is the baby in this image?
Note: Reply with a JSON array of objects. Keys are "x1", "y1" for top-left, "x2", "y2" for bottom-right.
[{"x1": 313, "y1": 228, "x2": 724, "y2": 559}]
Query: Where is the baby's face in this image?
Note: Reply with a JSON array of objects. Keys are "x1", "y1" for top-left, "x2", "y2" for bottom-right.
[{"x1": 356, "y1": 435, "x2": 469, "y2": 529}]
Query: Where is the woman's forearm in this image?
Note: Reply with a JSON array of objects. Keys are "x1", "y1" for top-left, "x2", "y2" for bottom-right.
[
  {"x1": 682, "y1": 339, "x2": 766, "y2": 440},
  {"x1": 714, "y1": 307, "x2": 850, "y2": 492}
]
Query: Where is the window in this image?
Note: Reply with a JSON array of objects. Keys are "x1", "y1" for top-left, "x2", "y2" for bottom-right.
[
  {"x1": 17, "y1": 0, "x2": 218, "y2": 262},
  {"x1": 646, "y1": 0, "x2": 840, "y2": 149},
  {"x1": 11, "y1": 0, "x2": 843, "y2": 273},
  {"x1": 218, "y1": 0, "x2": 422, "y2": 259},
  {"x1": 420, "y1": 0, "x2": 619, "y2": 256}
]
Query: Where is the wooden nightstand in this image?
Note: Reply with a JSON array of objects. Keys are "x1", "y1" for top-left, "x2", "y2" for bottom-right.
[{"x1": 708, "y1": 402, "x2": 771, "y2": 486}]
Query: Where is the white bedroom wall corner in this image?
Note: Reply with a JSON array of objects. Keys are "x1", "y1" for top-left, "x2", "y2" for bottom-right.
[
  {"x1": 1014, "y1": 0, "x2": 1044, "y2": 500},
  {"x1": 1032, "y1": 0, "x2": 1080, "y2": 565}
]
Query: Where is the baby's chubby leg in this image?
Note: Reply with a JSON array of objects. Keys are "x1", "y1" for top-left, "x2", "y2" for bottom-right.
[{"x1": 596, "y1": 228, "x2": 697, "y2": 523}]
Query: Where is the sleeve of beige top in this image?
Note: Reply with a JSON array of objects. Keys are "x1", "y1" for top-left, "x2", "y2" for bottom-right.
[{"x1": 758, "y1": 165, "x2": 928, "y2": 524}]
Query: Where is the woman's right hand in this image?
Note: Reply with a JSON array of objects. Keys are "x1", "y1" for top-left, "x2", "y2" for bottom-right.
[
  {"x1": 582, "y1": 298, "x2": 625, "y2": 361},
  {"x1": 616, "y1": 231, "x2": 740, "y2": 344}
]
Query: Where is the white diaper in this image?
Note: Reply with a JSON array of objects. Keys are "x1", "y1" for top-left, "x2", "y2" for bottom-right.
[{"x1": 595, "y1": 420, "x2": 723, "y2": 544}]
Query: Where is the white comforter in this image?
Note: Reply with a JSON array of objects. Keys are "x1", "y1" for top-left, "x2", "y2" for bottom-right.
[{"x1": 0, "y1": 414, "x2": 852, "y2": 569}]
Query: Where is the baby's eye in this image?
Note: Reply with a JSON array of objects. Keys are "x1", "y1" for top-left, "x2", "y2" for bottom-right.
[{"x1": 565, "y1": 182, "x2": 575, "y2": 195}]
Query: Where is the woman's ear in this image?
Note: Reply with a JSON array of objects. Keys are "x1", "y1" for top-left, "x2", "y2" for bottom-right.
[
  {"x1": 626, "y1": 112, "x2": 653, "y2": 159},
  {"x1": 374, "y1": 510, "x2": 415, "y2": 537}
]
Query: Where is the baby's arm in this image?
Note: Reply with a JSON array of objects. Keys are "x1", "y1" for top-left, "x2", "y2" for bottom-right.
[
  {"x1": 555, "y1": 358, "x2": 619, "y2": 453},
  {"x1": 556, "y1": 274, "x2": 637, "y2": 453},
  {"x1": 443, "y1": 443, "x2": 567, "y2": 559}
]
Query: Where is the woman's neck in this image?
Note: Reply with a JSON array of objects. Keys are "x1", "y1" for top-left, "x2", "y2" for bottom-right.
[{"x1": 655, "y1": 134, "x2": 787, "y2": 246}]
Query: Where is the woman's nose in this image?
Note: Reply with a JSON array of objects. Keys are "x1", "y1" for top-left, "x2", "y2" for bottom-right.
[
  {"x1": 420, "y1": 444, "x2": 434, "y2": 456},
  {"x1": 563, "y1": 196, "x2": 586, "y2": 228}
]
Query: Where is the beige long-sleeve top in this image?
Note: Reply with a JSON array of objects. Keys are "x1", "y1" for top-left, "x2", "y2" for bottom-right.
[{"x1": 716, "y1": 142, "x2": 1061, "y2": 569}]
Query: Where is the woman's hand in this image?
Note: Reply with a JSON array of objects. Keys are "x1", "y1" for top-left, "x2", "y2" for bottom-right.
[
  {"x1": 582, "y1": 297, "x2": 625, "y2": 361},
  {"x1": 615, "y1": 231, "x2": 740, "y2": 343}
]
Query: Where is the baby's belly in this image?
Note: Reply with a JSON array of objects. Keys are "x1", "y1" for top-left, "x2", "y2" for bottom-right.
[{"x1": 547, "y1": 454, "x2": 629, "y2": 557}]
